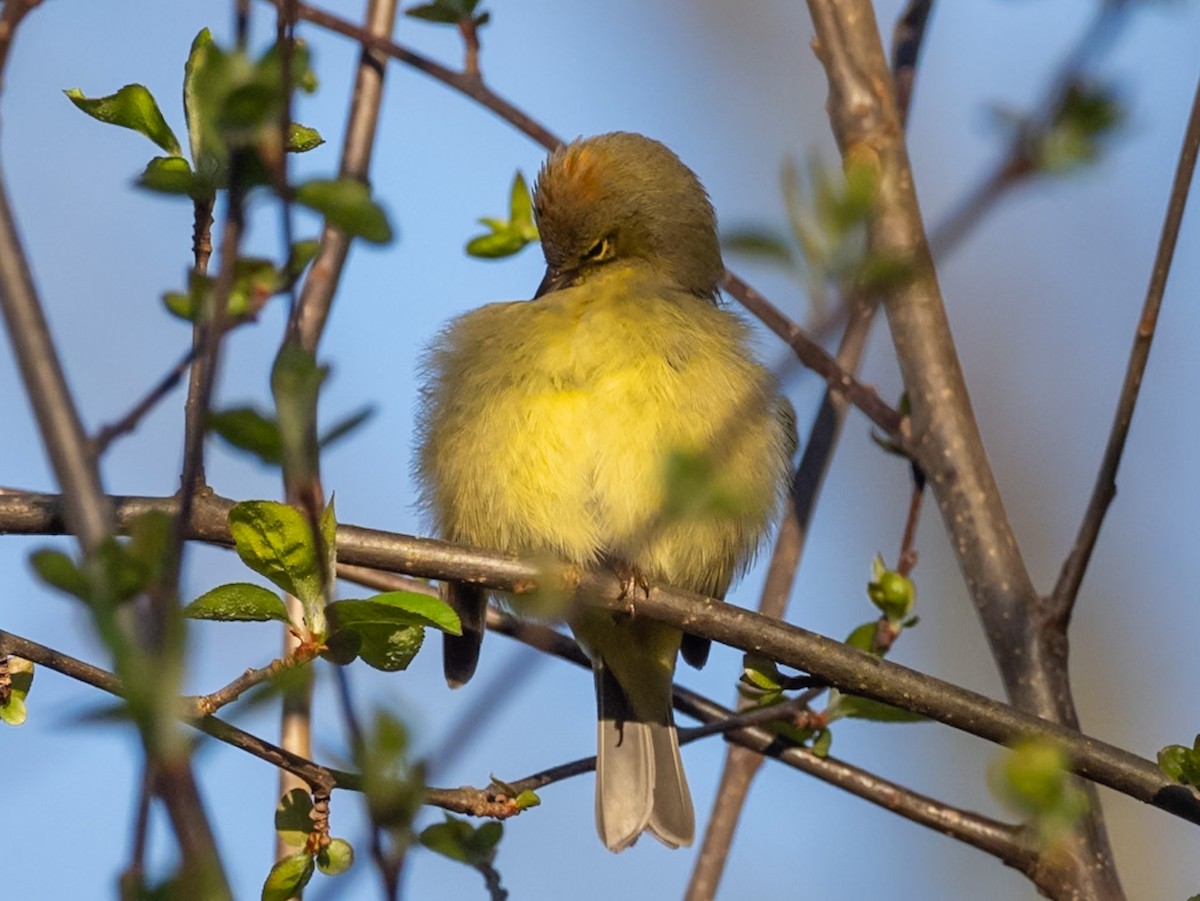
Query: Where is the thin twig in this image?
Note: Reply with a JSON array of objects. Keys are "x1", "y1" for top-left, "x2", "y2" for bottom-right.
[
  {"x1": 1050, "y1": 67, "x2": 1200, "y2": 626},
  {"x1": 261, "y1": 0, "x2": 562, "y2": 151},
  {"x1": 723, "y1": 272, "x2": 904, "y2": 439},
  {"x1": 190, "y1": 652, "x2": 312, "y2": 716}
]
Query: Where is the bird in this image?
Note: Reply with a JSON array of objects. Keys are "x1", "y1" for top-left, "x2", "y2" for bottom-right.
[{"x1": 415, "y1": 131, "x2": 793, "y2": 852}]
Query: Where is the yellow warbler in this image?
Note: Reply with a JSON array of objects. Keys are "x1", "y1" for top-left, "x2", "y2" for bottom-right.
[{"x1": 417, "y1": 132, "x2": 792, "y2": 851}]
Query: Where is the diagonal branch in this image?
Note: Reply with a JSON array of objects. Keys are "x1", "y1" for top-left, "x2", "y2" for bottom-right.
[
  {"x1": 1050, "y1": 67, "x2": 1200, "y2": 625},
  {"x1": 4, "y1": 488, "x2": 1199, "y2": 830}
]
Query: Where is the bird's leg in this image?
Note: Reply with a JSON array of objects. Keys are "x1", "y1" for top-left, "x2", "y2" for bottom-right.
[{"x1": 601, "y1": 554, "x2": 650, "y2": 617}]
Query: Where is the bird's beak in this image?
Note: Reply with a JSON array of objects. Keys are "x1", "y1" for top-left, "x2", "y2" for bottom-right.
[{"x1": 535, "y1": 265, "x2": 575, "y2": 298}]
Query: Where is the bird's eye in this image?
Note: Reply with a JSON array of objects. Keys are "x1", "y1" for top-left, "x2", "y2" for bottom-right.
[{"x1": 583, "y1": 236, "x2": 612, "y2": 262}]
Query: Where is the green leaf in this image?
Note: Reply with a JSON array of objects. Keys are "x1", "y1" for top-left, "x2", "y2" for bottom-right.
[
  {"x1": 275, "y1": 788, "x2": 314, "y2": 849},
  {"x1": 261, "y1": 852, "x2": 314, "y2": 901},
  {"x1": 228, "y1": 501, "x2": 323, "y2": 604},
  {"x1": 138, "y1": 156, "x2": 200, "y2": 196},
  {"x1": 420, "y1": 814, "x2": 501, "y2": 866},
  {"x1": 359, "y1": 709, "x2": 424, "y2": 829},
  {"x1": 508, "y1": 171, "x2": 533, "y2": 231},
  {"x1": 294, "y1": 178, "x2": 393, "y2": 244},
  {"x1": 810, "y1": 727, "x2": 832, "y2": 757},
  {"x1": 320, "y1": 497, "x2": 337, "y2": 594},
  {"x1": 184, "y1": 583, "x2": 290, "y2": 623},
  {"x1": 184, "y1": 29, "x2": 217, "y2": 172},
  {"x1": 722, "y1": 228, "x2": 795, "y2": 266},
  {"x1": 831, "y1": 692, "x2": 925, "y2": 723},
  {"x1": 271, "y1": 342, "x2": 327, "y2": 484},
  {"x1": 319, "y1": 405, "x2": 376, "y2": 450},
  {"x1": 316, "y1": 838, "x2": 354, "y2": 876},
  {"x1": 320, "y1": 628, "x2": 362, "y2": 665},
  {"x1": 740, "y1": 654, "x2": 782, "y2": 692},
  {"x1": 1158, "y1": 741, "x2": 1200, "y2": 787},
  {"x1": 0, "y1": 657, "x2": 34, "y2": 726},
  {"x1": 64, "y1": 84, "x2": 182, "y2": 156},
  {"x1": 325, "y1": 600, "x2": 427, "y2": 672},
  {"x1": 361, "y1": 591, "x2": 462, "y2": 634},
  {"x1": 466, "y1": 230, "x2": 532, "y2": 259},
  {"x1": 844, "y1": 621, "x2": 879, "y2": 654},
  {"x1": 284, "y1": 239, "x2": 320, "y2": 284},
  {"x1": 466, "y1": 172, "x2": 538, "y2": 259},
  {"x1": 287, "y1": 123, "x2": 324, "y2": 153},
  {"x1": 29, "y1": 549, "x2": 90, "y2": 602},
  {"x1": 406, "y1": 0, "x2": 479, "y2": 24},
  {"x1": 209, "y1": 407, "x2": 284, "y2": 465},
  {"x1": 513, "y1": 790, "x2": 540, "y2": 810},
  {"x1": 257, "y1": 38, "x2": 319, "y2": 96}
]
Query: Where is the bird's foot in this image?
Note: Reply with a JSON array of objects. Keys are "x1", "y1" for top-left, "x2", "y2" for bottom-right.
[{"x1": 603, "y1": 556, "x2": 650, "y2": 617}]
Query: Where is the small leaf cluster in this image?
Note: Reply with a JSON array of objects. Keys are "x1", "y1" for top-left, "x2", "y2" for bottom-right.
[
  {"x1": 0, "y1": 657, "x2": 35, "y2": 727},
  {"x1": 263, "y1": 788, "x2": 354, "y2": 901},
  {"x1": 466, "y1": 172, "x2": 539, "y2": 259},
  {"x1": 738, "y1": 655, "x2": 832, "y2": 754},
  {"x1": 30, "y1": 512, "x2": 174, "y2": 609},
  {"x1": 184, "y1": 500, "x2": 461, "y2": 673},
  {"x1": 1158, "y1": 735, "x2": 1200, "y2": 788},
  {"x1": 67, "y1": 27, "x2": 393, "y2": 325},
  {"x1": 208, "y1": 402, "x2": 374, "y2": 466},
  {"x1": 163, "y1": 240, "x2": 319, "y2": 323},
  {"x1": 723, "y1": 155, "x2": 896, "y2": 310},
  {"x1": 989, "y1": 738, "x2": 1088, "y2": 844},
  {"x1": 421, "y1": 814, "x2": 508, "y2": 899},
  {"x1": 407, "y1": 0, "x2": 491, "y2": 29},
  {"x1": 994, "y1": 81, "x2": 1124, "y2": 176},
  {"x1": 66, "y1": 29, "x2": 324, "y2": 202},
  {"x1": 358, "y1": 710, "x2": 428, "y2": 867}
]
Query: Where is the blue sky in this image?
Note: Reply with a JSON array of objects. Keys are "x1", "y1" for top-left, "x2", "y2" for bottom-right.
[{"x1": 2, "y1": 1, "x2": 1199, "y2": 898}]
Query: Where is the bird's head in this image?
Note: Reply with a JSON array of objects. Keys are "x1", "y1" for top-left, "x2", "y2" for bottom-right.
[{"x1": 532, "y1": 132, "x2": 723, "y2": 300}]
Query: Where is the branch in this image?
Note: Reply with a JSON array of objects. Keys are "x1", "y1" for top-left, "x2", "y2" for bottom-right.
[
  {"x1": 802, "y1": 4, "x2": 1127, "y2": 894},
  {"x1": 485, "y1": 611, "x2": 1041, "y2": 876},
  {"x1": 1050, "y1": 67, "x2": 1200, "y2": 625},
  {"x1": 6, "y1": 491, "x2": 1199, "y2": 825},
  {"x1": 261, "y1": 0, "x2": 561, "y2": 151},
  {"x1": 0, "y1": 168, "x2": 112, "y2": 551},
  {"x1": 290, "y1": 0, "x2": 397, "y2": 352},
  {"x1": 723, "y1": 272, "x2": 904, "y2": 439}
]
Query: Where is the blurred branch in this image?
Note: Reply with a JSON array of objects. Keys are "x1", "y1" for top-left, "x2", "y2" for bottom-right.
[
  {"x1": 927, "y1": 2, "x2": 1128, "y2": 258},
  {"x1": 290, "y1": 0, "x2": 396, "y2": 352},
  {"x1": 804, "y1": 1, "x2": 1128, "y2": 896},
  {"x1": 5, "y1": 488, "x2": 1198, "y2": 830},
  {"x1": 688, "y1": 298, "x2": 877, "y2": 900},
  {"x1": 0, "y1": 0, "x2": 41, "y2": 90},
  {"x1": 1050, "y1": 68, "x2": 1200, "y2": 626},
  {"x1": 890, "y1": 0, "x2": 935, "y2": 126},
  {"x1": 261, "y1": 0, "x2": 562, "y2": 150}
]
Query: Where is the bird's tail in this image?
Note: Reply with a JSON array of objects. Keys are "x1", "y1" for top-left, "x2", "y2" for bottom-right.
[
  {"x1": 442, "y1": 582, "x2": 486, "y2": 688},
  {"x1": 593, "y1": 661, "x2": 694, "y2": 852}
]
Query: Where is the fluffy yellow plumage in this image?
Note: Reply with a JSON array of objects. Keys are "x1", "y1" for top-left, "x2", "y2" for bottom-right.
[{"x1": 416, "y1": 132, "x2": 792, "y2": 851}]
